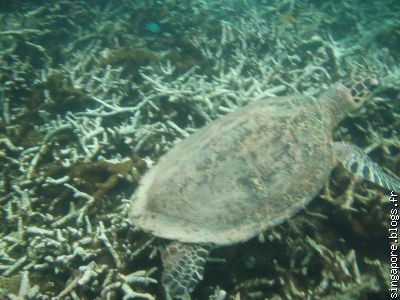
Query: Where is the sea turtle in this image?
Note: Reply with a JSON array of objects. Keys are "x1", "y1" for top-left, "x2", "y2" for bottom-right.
[{"x1": 129, "y1": 78, "x2": 400, "y2": 299}]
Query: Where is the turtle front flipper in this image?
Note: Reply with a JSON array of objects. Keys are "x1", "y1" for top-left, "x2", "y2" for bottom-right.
[
  {"x1": 161, "y1": 242, "x2": 210, "y2": 300},
  {"x1": 335, "y1": 141, "x2": 400, "y2": 192}
]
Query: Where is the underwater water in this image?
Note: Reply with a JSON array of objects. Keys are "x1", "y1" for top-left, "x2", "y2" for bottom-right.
[{"x1": 0, "y1": 0, "x2": 399, "y2": 299}]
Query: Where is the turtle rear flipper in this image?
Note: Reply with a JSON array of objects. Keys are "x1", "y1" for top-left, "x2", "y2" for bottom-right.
[
  {"x1": 335, "y1": 141, "x2": 400, "y2": 192},
  {"x1": 161, "y1": 242, "x2": 210, "y2": 299}
]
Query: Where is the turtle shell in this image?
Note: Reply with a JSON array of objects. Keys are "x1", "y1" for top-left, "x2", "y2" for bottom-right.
[{"x1": 129, "y1": 90, "x2": 340, "y2": 245}]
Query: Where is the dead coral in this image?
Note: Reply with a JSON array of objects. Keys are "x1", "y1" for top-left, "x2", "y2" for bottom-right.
[
  {"x1": 36, "y1": 73, "x2": 93, "y2": 114},
  {"x1": 102, "y1": 48, "x2": 158, "y2": 80},
  {"x1": 67, "y1": 157, "x2": 146, "y2": 200}
]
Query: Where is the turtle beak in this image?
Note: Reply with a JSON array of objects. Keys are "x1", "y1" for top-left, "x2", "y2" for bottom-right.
[{"x1": 365, "y1": 77, "x2": 379, "y2": 90}]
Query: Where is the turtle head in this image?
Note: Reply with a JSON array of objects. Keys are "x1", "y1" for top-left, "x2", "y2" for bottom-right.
[
  {"x1": 322, "y1": 76, "x2": 378, "y2": 130},
  {"x1": 342, "y1": 76, "x2": 379, "y2": 110}
]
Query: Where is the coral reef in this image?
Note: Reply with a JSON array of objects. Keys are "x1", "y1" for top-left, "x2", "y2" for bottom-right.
[{"x1": 0, "y1": 0, "x2": 399, "y2": 299}]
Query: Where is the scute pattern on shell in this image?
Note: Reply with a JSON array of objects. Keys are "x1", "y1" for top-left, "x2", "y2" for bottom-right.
[{"x1": 130, "y1": 90, "x2": 342, "y2": 245}]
